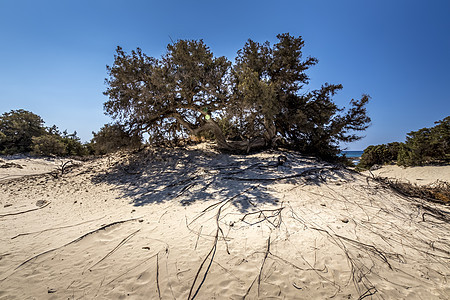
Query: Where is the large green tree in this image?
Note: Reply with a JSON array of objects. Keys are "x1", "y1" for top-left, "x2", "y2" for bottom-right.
[
  {"x1": 104, "y1": 41, "x2": 232, "y2": 149},
  {"x1": 104, "y1": 34, "x2": 371, "y2": 158},
  {"x1": 229, "y1": 34, "x2": 370, "y2": 157},
  {"x1": 0, "y1": 109, "x2": 46, "y2": 154}
]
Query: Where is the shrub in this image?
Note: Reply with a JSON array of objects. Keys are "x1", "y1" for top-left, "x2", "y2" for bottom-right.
[
  {"x1": 31, "y1": 135, "x2": 67, "y2": 156},
  {"x1": 91, "y1": 124, "x2": 142, "y2": 155},
  {"x1": 0, "y1": 109, "x2": 46, "y2": 154}
]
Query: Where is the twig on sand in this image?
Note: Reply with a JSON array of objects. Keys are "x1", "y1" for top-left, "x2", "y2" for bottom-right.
[
  {"x1": 0, "y1": 201, "x2": 51, "y2": 218},
  {"x1": 13, "y1": 217, "x2": 142, "y2": 271},
  {"x1": 189, "y1": 185, "x2": 259, "y2": 225},
  {"x1": 223, "y1": 167, "x2": 337, "y2": 182},
  {"x1": 243, "y1": 277, "x2": 257, "y2": 299},
  {"x1": 86, "y1": 229, "x2": 141, "y2": 272},
  {"x1": 194, "y1": 225, "x2": 203, "y2": 250},
  {"x1": 156, "y1": 252, "x2": 162, "y2": 300},
  {"x1": 257, "y1": 237, "x2": 271, "y2": 297},
  {"x1": 358, "y1": 287, "x2": 377, "y2": 300},
  {"x1": 11, "y1": 216, "x2": 105, "y2": 239},
  {"x1": 187, "y1": 214, "x2": 220, "y2": 300}
]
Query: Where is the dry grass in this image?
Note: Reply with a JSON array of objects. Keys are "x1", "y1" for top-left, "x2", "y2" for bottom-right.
[{"x1": 375, "y1": 177, "x2": 450, "y2": 205}]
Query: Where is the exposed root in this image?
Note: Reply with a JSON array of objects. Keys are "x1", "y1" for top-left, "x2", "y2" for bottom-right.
[
  {"x1": 13, "y1": 217, "x2": 142, "y2": 271},
  {"x1": 11, "y1": 216, "x2": 105, "y2": 239},
  {"x1": 86, "y1": 229, "x2": 141, "y2": 272},
  {"x1": 0, "y1": 201, "x2": 51, "y2": 218}
]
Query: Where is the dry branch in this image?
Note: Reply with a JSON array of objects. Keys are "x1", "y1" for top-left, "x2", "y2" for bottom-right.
[
  {"x1": 257, "y1": 237, "x2": 271, "y2": 297},
  {"x1": 223, "y1": 167, "x2": 337, "y2": 182},
  {"x1": 11, "y1": 216, "x2": 105, "y2": 239},
  {"x1": 13, "y1": 217, "x2": 142, "y2": 271},
  {"x1": 156, "y1": 252, "x2": 162, "y2": 300},
  {"x1": 86, "y1": 229, "x2": 140, "y2": 272},
  {"x1": 0, "y1": 201, "x2": 51, "y2": 218}
]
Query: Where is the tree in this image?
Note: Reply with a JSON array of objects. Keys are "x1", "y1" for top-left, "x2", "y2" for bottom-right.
[
  {"x1": 229, "y1": 34, "x2": 370, "y2": 157},
  {"x1": 398, "y1": 116, "x2": 450, "y2": 166},
  {"x1": 0, "y1": 109, "x2": 46, "y2": 154},
  {"x1": 358, "y1": 142, "x2": 401, "y2": 169},
  {"x1": 104, "y1": 34, "x2": 371, "y2": 158},
  {"x1": 91, "y1": 123, "x2": 142, "y2": 155},
  {"x1": 104, "y1": 41, "x2": 232, "y2": 149},
  {"x1": 31, "y1": 134, "x2": 67, "y2": 156}
]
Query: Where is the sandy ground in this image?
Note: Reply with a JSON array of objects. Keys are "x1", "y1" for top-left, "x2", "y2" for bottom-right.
[
  {"x1": 0, "y1": 155, "x2": 74, "y2": 182},
  {"x1": 363, "y1": 164, "x2": 450, "y2": 186},
  {"x1": 0, "y1": 146, "x2": 449, "y2": 299}
]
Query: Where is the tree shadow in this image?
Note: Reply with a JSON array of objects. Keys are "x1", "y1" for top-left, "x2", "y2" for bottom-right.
[{"x1": 91, "y1": 147, "x2": 353, "y2": 212}]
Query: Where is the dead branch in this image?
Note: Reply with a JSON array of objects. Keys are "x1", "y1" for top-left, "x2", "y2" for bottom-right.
[
  {"x1": 358, "y1": 287, "x2": 377, "y2": 300},
  {"x1": 194, "y1": 225, "x2": 203, "y2": 250},
  {"x1": 187, "y1": 228, "x2": 218, "y2": 300},
  {"x1": 223, "y1": 167, "x2": 337, "y2": 182},
  {"x1": 257, "y1": 237, "x2": 271, "y2": 297},
  {"x1": 156, "y1": 252, "x2": 162, "y2": 300},
  {"x1": 189, "y1": 185, "x2": 258, "y2": 226},
  {"x1": 13, "y1": 217, "x2": 142, "y2": 271},
  {"x1": 86, "y1": 229, "x2": 140, "y2": 272},
  {"x1": 241, "y1": 207, "x2": 284, "y2": 228},
  {"x1": 0, "y1": 201, "x2": 51, "y2": 218},
  {"x1": 11, "y1": 216, "x2": 105, "y2": 239},
  {"x1": 188, "y1": 191, "x2": 236, "y2": 300},
  {"x1": 243, "y1": 277, "x2": 257, "y2": 299}
]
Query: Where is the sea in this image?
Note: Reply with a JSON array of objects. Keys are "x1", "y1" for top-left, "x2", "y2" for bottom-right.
[
  {"x1": 340, "y1": 150, "x2": 364, "y2": 164},
  {"x1": 341, "y1": 150, "x2": 364, "y2": 158}
]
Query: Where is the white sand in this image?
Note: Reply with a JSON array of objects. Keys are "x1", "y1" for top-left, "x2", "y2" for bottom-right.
[
  {"x1": 0, "y1": 147, "x2": 449, "y2": 299},
  {"x1": 364, "y1": 164, "x2": 450, "y2": 186}
]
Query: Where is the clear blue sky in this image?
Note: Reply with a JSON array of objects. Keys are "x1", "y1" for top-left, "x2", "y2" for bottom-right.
[{"x1": 1, "y1": 0, "x2": 449, "y2": 150}]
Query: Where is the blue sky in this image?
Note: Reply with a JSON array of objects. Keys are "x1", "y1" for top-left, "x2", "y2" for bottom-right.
[{"x1": 1, "y1": 0, "x2": 449, "y2": 150}]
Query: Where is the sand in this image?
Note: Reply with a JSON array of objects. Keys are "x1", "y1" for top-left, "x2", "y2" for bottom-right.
[
  {"x1": 0, "y1": 146, "x2": 449, "y2": 299},
  {"x1": 363, "y1": 164, "x2": 450, "y2": 186}
]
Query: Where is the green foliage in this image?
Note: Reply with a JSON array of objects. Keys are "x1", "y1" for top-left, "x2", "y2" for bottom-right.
[
  {"x1": 0, "y1": 109, "x2": 89, "y2": 157},
  {"x1": 359, "y1": 116, "x2": 449, "y2": 168},
  {"x1": 91, "y1": 123, "x2": 142, "y2": 155},
  {"x1": 104, "y1": 42, "x2": 230, "y2": 147},
  {"x1": 104, "y1": 34, "x2": 371, "y2": 159},
  {"x1": 398, "y1": 116, "x2": 450, "y2": 166},
  {"x1": 31, "y1": 134, "x2": 67, "y2": 156},
  {"x1": 31, "y1": 129, "x2": 88, "y2": 157},
  {"x1": 358, "y1": 142, "x2": 401, "y2": 169},
  {"x1": 0, "y1": 109, "x2": 46, "y2": 154}
]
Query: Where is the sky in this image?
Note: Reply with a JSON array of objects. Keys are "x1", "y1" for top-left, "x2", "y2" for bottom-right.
[{"x1": 1, "y1": 0, "x2": 449, "y2": 150}]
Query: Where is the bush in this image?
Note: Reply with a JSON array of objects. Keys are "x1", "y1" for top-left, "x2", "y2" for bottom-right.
[
  {"x1": 31, "y1": 135, "x2": 67, "y2": 156},
  {"x1": 91, "y1": 124, "x2": 142, "y2": 155},
  {"x1": 0, "y1": 109, "x2": 46, "y2": 154},
  {"x1": 358, "y1": 142, "x2": 401, "y2": 169},
  {"x1": 359, "y1": 116, "x2": 449, "y2": 168}
]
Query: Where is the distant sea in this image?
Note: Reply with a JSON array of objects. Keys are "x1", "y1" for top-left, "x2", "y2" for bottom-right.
[
  {"x1": 341, "y1": 150, "x2": 364, "y2": 158},
  {"x1": 340, "y1": 150, "x2": 363, "y2": 164}
]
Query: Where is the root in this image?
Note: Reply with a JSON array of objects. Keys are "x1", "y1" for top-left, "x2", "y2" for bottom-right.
[
  {"x1": 0, "y1": 201, "x2": 51, "y2": 217},
  {"x1": 11, "y1": 216, "x2": 105, "y2": 239},
  {"x1": 86, "y1": 229, "x2": 140, "y2": 272},
  {"x1": 13, "y1": 217, "x2": 142, "y2": 271}
]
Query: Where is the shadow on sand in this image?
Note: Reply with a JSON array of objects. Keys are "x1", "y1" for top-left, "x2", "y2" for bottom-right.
[{"x1": 91, "y1": 147, "x2": 353, "y2": 212}]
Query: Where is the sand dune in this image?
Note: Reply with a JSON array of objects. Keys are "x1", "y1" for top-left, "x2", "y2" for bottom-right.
[
  {"x1": 0, "y1": 146, "x2": 449, "y2": 299},
  {"x1": 364, "y1": 164, "x2": 450, "y2": 186}
]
